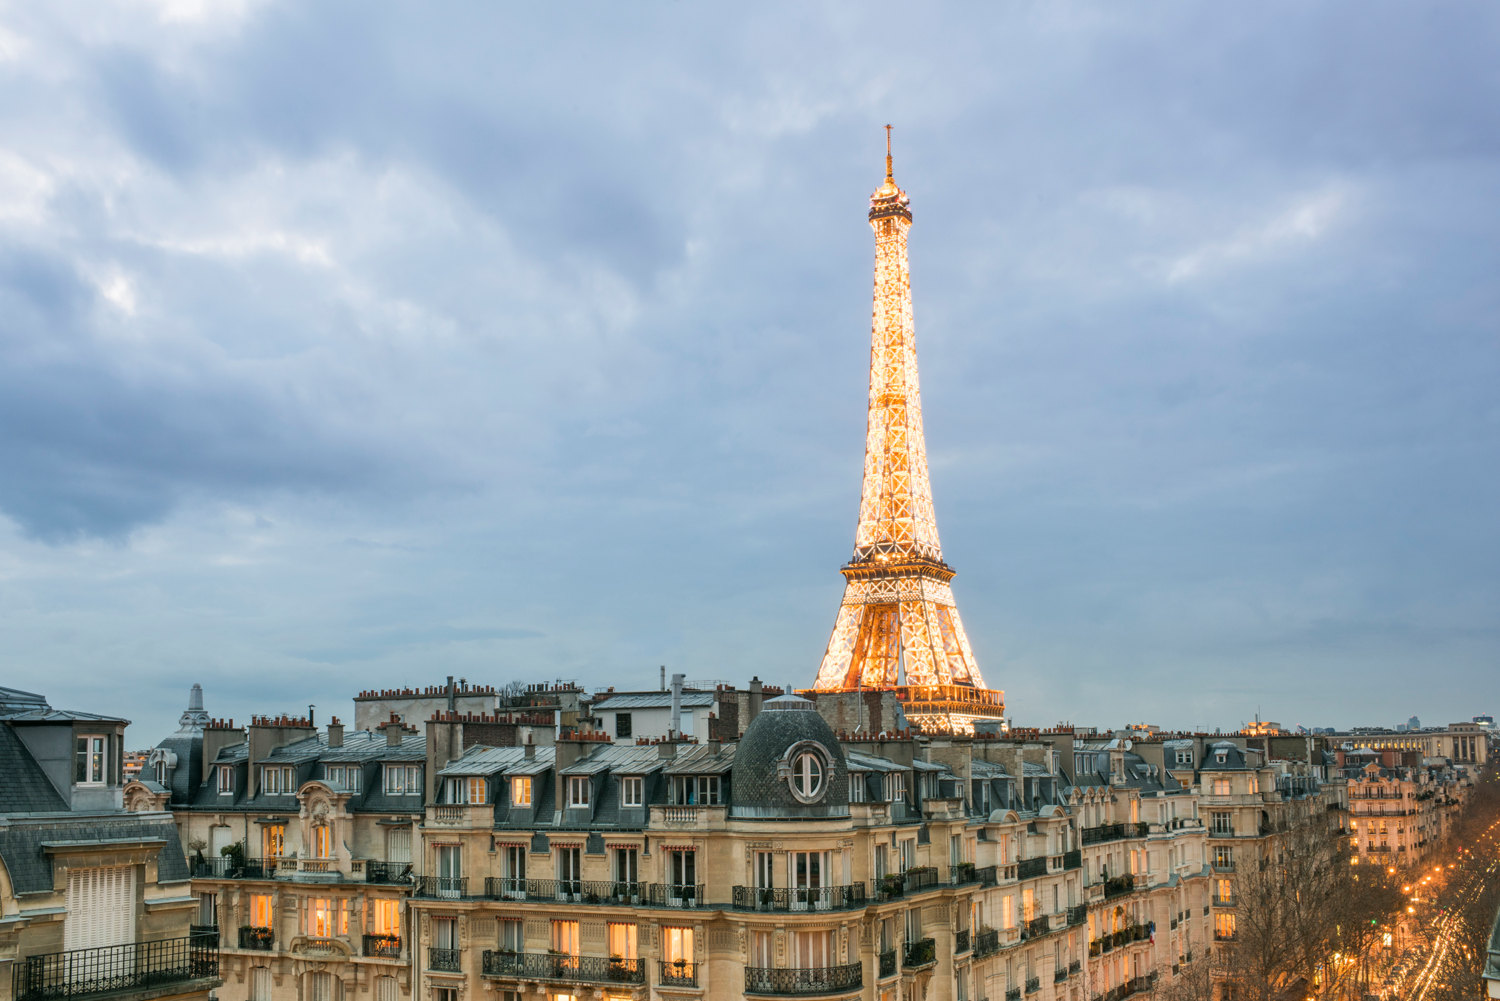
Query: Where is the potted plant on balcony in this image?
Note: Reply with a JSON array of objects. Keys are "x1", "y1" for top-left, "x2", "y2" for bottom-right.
[
  {"x1": 880, "y1": 873, "x2": 903, "y2": 899},
  {"x1": 607, "y1": 955, "x2": 632, "y2": 982}
]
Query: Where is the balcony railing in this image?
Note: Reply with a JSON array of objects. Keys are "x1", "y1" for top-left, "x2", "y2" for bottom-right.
[
  {"x1": 188, "y1": 925, "x2": 218, "y2": 947},
  {"x1": 415, "y1": 876, "x2": 469, "y2": 899},
  {"x1": 363, "y1": 934, "x2": 401, "y2": 959},
  {"x1": 1067, "y1": 904, "x2": 1088, "y2": 926},
  {"x1": 1062, "y1": 849, "x2": 1082, "y2": 870},
  {"x1": 237, "y1": 926, "x2": 273, "y2": 951},
  {"x1": 955, "y1": 929, "x2": 971, "y2": 953},
  {"x1": 480, "y1": 952, "x2": 643, "y2": 985},
  {"x1": 731, "y1": 884, "x2": 866, "y2": 912},
  {"x1": 878, "y1": 949, "x2": 897, "y2": 978},
  {"x1": 366, "y1": 861, "x2": 413, "y2": 885},
  {"x1": 1103, "y1": 874, "x2": 1137, "y2": 899},
  {"x1": 1016, "y1": 857, "x2": 1047, "y2": 880},
  {"x1": 660, "y1": 960, "x2": 698, "y2": 987},
  {"x1": 192, "y1": 856, "x2": 286, "y2": 879},
  {"x1": 904, "y1": 938, "x2": 936, "y2": 968},
  {"x1": 428, "y1": 947, "x2": 461, "y2": 971},
  {"x1": 948, "y1": 862, "x2": 979, "y2": 885},
  {"x1": 744, "y1": 964, "x2": 862, "y2": 996},
  {"x1": 974, "y1": 929, "x2": 1000, "y2": 958},
  {"x1": 1212, "y1": 894, "x2": 1235, "y2": 907},
  {"x1": 1026, "y1": 976, "x2": 1041, "y2": 994},
  {"x1": 12, "y1": 935, "x2": 219, "y2": 1001},
  {"x1": 974, "y1": 865, "x2": 999, "y2": 887},
  {"x1": 1024, "y1": 916, "x2": 1049, "y2": 939},
  {"x1": 902, "y1": 867, "x2": 940, "y2": 893}
]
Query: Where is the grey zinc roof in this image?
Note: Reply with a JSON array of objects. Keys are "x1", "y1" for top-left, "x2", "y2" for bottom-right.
[
  {"x1": 0, "y1": 815, "x2": 190, "y2": 894},
  {"x1": 0, "y1": 687, "x2": 50, "y2": 715},
  {"x1": 661, "y1": 744, "x2": 736, "y2": 775},
  {"x1": 845, "y1": 751, "x2": 905, "y2": 774},
  {"x1": 0, "y1": 724, "x2": 68, "y2": 813},
  {"x1": 969, "y1": 759, "x2": 1012, "y2": 779},
  {"x1": 438, "y1": 746, "x2": 546, "y2": 777},
  {"x1": 558, "y1": 745, "x2": 667, "y2": 777},
  {"x1": 2, "y1": 707, "x2": 131, "y2": 723},
  {"x1": 590, "y1": 692, "x2": 716, "y2": 711}
]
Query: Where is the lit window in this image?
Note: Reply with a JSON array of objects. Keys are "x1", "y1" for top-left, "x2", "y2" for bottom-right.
[
  {"x1": 789, "y1": 750, "x2": 826, "y2": 803},
  {"x1": 568, "y1": 776, "x2": 591, "y2": 807},
  {"x1": 510, "y1": 776, "x2": 532, "y2": 807},
  {"x1": 1212, "y1": 779, "x2": 1231, "y2": 796},
  {"x1": 620, "y1": 776, "x2": 643, "y2": 807},
  {"x1": 217, "y1": 766, "x2": 234, "y2": 795},
  {"x1": 305, "y1": 899, "x2": 346, "y2": 938},
  {"x1": 249, "y1": 894, "x2": 274, "y2": 929},
  {"x1": 372, "y1": 899, "x2": 400, "y2": 936},
  {"x1": 263, "y1": 825, "x2": 286, "y2": 860},
  {"x1": 75, "y1": 735, "x2": 108, "y2": 785}
]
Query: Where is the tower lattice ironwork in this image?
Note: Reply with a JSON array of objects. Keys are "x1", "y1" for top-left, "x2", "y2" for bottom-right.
[{"x1": 809, "y1": 130, "x2": 1006, "y2": 733}]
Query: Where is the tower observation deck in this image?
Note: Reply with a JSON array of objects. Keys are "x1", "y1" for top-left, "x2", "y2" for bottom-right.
[{"x1": 807, "y1": 130, "x2": 1006, "y2": 734}]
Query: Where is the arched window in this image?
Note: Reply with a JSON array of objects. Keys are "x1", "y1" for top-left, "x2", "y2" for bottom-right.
[{"x1": 790, "y1": 750, "x2": 826, "y2": 803}]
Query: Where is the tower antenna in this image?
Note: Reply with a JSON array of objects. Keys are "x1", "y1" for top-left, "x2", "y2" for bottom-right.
[{"x1": 884, "y1": 124, "x2": 894, "y2": 182}]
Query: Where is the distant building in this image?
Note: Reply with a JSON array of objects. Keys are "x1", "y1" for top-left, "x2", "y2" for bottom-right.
[
  {"x1": 1408, "y1": 715, "x2": 1421, "y2": 731},
  {"x1": 1327, "y1": 723, "x2": 1490, "y2": 766},
  {"x1": 1475, "y1": 714, "x2": 1494, "y2": 729},
  {"x1": 0, "y1": 685, "x2": 220, "y2": 1001}
]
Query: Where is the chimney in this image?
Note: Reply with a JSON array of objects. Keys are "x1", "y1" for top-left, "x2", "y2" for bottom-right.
[
  {"x1": 189, "y1": 683, "x2": 204, "y2": 712},
  {"x1": 524, "y1": 733, "x2": 535, "y2": 760},
  {"x1": 748, "y1": 676, "x2": 763, "y2": 726},
  {"x1": 381, "y1": 712, "x2": 405, "y2": 746},
  {"x1": 657, "y1": 739, "x2": 677, "y2": 760},
  {"x1": 660, "y1": 665, "x2": 666, "y2": 692},
  {"x1": 308, "y1": 704, "x2": 316, "y2": 727},
  {"x1": 327, "y1": 718, "x2": 344, "y2": 748},
  {"x1": 447, "y1": 675, "x2": 456, "y2": 712},
  {"x1": 671, "y1": 673, "x2": 685, "y2": 738}
]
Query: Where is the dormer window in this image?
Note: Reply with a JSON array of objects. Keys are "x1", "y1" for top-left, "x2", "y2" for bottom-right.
[
  {"x1": 1175, "y1": 750, "x2": 1194, "y2": 766},
  {"x1": 383, "y1": 764, "x2": 421, "y2": 795},
  {"x1": 261, "y1": 766, "x2": 295, "y2": 795},
  {"x1": 620, "y1": 776, "x2": 643, "y2": 807},
  {"x1": 670, "y1": 775, "x2": 721, "y2": 806},
  {"x1": 217, "y1": 765, "x2": 234, "y2": 795},
  {"x1": 789, "y1": 750, "x2": 827, "y2": 804},
  {"x1": 75, "y1": 735, "x2": 108, "y2": 785},
  {"x1": 884, "y1": 772, "x2": 906, "y2": 803},
  {"x1": 323, "y1": 765, "x2": 361, "y2": 791},
  {"x1": 567, "y1": 776, "x2": 591, "y2": 808},
  {"x1": 153, "y1": 760, "x2": 167, "y2": 785},
  {"x1": 446, "y1": 777, "x2": 487, "y2": 804},
  {"x1": 1216, "y1": 751, "x2": 1227, "y2": 764},
  {"x1": 510, "y1": 776, "x2": 533, "y2": 807}
]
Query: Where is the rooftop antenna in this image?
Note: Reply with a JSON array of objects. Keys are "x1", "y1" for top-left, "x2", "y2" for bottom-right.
[{"x1": 884, "y1": 124, "x2": 894, "y2": 182}]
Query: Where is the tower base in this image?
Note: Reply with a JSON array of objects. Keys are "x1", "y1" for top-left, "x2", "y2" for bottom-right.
[{"x1": 799, "y1": 684, "x2": 1005, "y2": 735}]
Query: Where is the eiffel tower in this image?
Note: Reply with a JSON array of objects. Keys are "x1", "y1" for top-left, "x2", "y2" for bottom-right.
[{"x1": 809, "y1": 129, "x2": 1006, "y2": 733}]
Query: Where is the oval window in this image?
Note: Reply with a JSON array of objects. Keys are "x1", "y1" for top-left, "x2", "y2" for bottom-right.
[{"x1": 791, "y1": 750, "x2": 826, "y2": 803}]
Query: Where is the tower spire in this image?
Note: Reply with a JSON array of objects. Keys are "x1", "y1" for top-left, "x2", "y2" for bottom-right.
[{"x1": 808, "y1": 134, "x2": 1005, "y2": 734}]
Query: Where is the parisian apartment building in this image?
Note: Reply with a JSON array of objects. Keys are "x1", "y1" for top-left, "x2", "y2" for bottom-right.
[{"x1": 20, "y1": 678, "x2": 1460, "y2": 1001}]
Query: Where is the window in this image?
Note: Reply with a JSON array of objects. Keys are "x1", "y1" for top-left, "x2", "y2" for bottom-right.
[
  {"x1": 445, "y1": 777, "x2": 487, "y2": 804},
  {"x1": 791, "y1": 929, "x2": 832, "y2": 968},
  {"x1": 1174, "y1": 749, "x2": 1194, "y2": 766},
  {"x1": 620, "y1": 776, "x2": 643, "y2": 807},
  {"x1": 510, "y1": 776, "x2": 532, "y2": 807},
  {"x1": 556, "y1": 845, "x2": 582, "y2": 892},
  {"x1": 248, "y1": 968, "x2": 272, "y2": 1001},
  {"x1": 432, "y1": 990, "x2": 456, "y2": 1001},
  {"x1": 434, "y1": 916, "x2": 457, "y2": 950},
  {"x1": 1213, "y1": 846, "x2": 1234, "y2": 870},
  {"x1": 248, "y1": 894, "x2": 274, "y2": 929},
  {"x1": 1211, "y1": 812, "x2": 1232, "y2": 835},
  {"x1": 374, "y1": 977, "x2": 398, "y2": 1001},
  {"x1": 849, "y1": 773, "x2": 867, "y2": 802},
  {"x1": 386, "y1": 827, "x2": 411, "y2": 864},
  {"x1": 755, "y1": 851, "x2": 775, "y2": 889},
  {"x1": 551, "y1": 919, "x2": 580, "y2": 957},
  {"x1": 670, "y1": 775, "x2": 721, "y2": 805},
  {"x1": 372, "y1": 899, "x2": 400, "y2": 936},
  {"x1": 1214, "y1": 912, "x2": 1237, "y2": 941},
  {"x1": 499, "y1": 845, "x2": 527, "y2": 897},
  {"x1": 790, "y1": 750, "x2": 826, "y2": 802},
  {"x1": 1212, "y1": 778, "x2": 1231, "y2": 796},
  {"x1": 75, "y1": 736, "x2": 108, "y2": 785},
  {"x1": 384, "y1": 764, "x2": 421, "y2": 795},
  {"x1": 263, "y1": 824, "x2": 286, "y2": 860},
  {"x1": 307, "y1": 973, "x2": 337, "y2": 1001},
  {"x1": 666, "y1": 849, "x2": 696, "y2": 897},
  {"x1": 435, "y1": 844, "x2": 462, "y2": 897},
  {"x1": 323, "y1": 765, "x2": 361, "y2": 791},
  {"x1": 607, "y1": 922, "x2": 637, "y2": 960},
  {"x1": 499, "y1": 918, "x2": 523, "y2": 952},
  {"x1": 1216, "y1": 878, "x2": 1233, "y2": 904},
  {"x1": 305, "y1": 899, "x2": 347, "y2": 938},
  {"x1": 197, "y1": 891, "x2": 218, "y2": 927},
  {"x1": 567, "y1": 776, "x2": 591, "y2": 807},
  {"x1": 153, "y1": 760, "x2": 167, "y2": 784},
  {"x1": 261, "y1": 766, "x2": 295, "y2": 795},
  {"x1": 613, "y1": 847, "x2": 638, "y2": 885},
  {"x1": 664, "y1": 926, "x2": 695, "y2": 966},
  {"x1": 615, "y1": 713, "x2": 632, "y2": 739},
  {"x1": 312, "y1": 825, "x2": 332, "y2": 860},
  {"x1": 884, "y1": 772, "x2": 906, "y2": 802},
  {"x1": 217, "y1": 766, "x2": 234, "y2": 795}
]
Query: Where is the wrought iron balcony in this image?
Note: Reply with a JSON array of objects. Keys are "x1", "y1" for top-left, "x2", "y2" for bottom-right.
[
  {"x1": 948, "y1": 862, "x2": 978, "y2": 885},
  {"x1": 974, "y1": 928, "x2": 1000, "y2": 958},
  {"x1": 192, "y1": 856, "x2": 286, "y2": 879},
  {"x1": 730, "y1": 884, "x2": 866, "y2": 912},
  {"x1": 12, "y1": 935, "x2": 219, "y2": 1001},
  {"x1": 1062, "y1": 849, "x2": 1082, "y2": 870},
  {"x1": 415, "y1": 876, "x2": 469, "y2": 899},
  {"x1": 365, "y1": 861, "x2": 413, "y2": 885},
  {"x1": 955, "y1": 929, "x2": 970, "y2": 953},
  {"x1": 1006, "y1": 990, "x2": 1021, "y2": 1001},
  {"x1": 1016, "y1": 857, "x2": 1047, "y2": 880},
  {"x1": 1026, "y1": 976, "x2": 1041, "y2": 994},
  {"x1": 1067, "y1": 904, "x2": 1088, "y2": 926},
  {"x1": 363, "y1": 934, "x2": 401, "y2": 959},
  {"x1": 659, "y1": 959, "x2": 698, "y2": 987},
  {"x1": 974, "y1": 864, "x2": 999, "y2": 887},
  {"x1": 480, "y1": 951, "x2": 643, "y2": 985},
  {"x1": 188, "y1": 925, "x2": 218, "y2": 947},
  {"x1": 902, "y1": 866, "x2": 940, "y2": 893},
  {"x1": 878, "y1": 949, "x2": 897, "y2": 978},
  {"x1": 744, "y1": 964, "x2": 862, "y2": 996},
  {"x1": 428, "y1": 947, "x2": 461, "y2": 972},
  {"x1": 1103, "y1": 874, "x2": 1137, "y2": 899},
  {"x1": 237, "y1": 926, "x2": 273, "y2": 951},
  {"x1": 1024, "y1": 916, "x2": 1049, "y2": 939},
  {"x1": 904, "y1": 938, "x2": 936, "y2": 968}
]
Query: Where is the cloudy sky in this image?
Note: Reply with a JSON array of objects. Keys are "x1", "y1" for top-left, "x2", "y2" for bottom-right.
[{"x1": 2, "y1": 1, "x2": 1496, "y2": 744}]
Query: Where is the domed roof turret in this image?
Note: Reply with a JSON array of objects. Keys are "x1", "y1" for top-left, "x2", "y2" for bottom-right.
[{"x1": 730, "y1": 692, "x2": 848, "y2": 820}]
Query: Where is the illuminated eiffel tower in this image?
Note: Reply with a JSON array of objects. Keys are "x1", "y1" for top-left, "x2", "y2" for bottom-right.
[{"x1": 809, "y1": 129, "x2": 1006, "y2": 733}]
